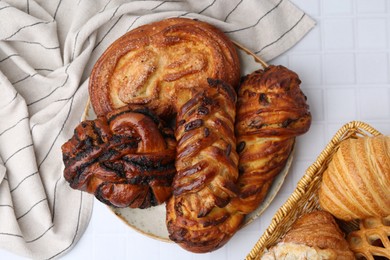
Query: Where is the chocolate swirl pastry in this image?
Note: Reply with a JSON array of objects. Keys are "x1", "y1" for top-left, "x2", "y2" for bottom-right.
[
  {"x1": 231, "y1": 65, "x2": 312, "y2": 214},
  {"x1": 61, "y1": 106, "x2": 176, "y2": 208}
]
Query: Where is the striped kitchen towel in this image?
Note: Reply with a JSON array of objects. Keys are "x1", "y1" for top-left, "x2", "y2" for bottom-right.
[{"x1": 0, "y1": 0, "x2": 315, "y2": 259}]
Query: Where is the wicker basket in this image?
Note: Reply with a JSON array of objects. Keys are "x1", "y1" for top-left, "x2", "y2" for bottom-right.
[{"x1": 246, "y1": 121, "x2": 383, "y2": 260}]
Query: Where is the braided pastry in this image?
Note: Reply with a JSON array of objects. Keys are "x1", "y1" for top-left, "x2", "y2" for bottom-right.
[
  {"x1": 80, "y1": 17, "x2": 312, "y2": 253},
  {"x1": 166, "y1": 79, "x2": 242, "y2": 253},
  {"x1": 347, "y1": 215, "x2": 390, "y2": 259},
  {"x1": 84, "y1": 17, "x2": 242, "y2": 252},
  {"x1": 318, "y1": 135, "x2": 390, "y2": 221},
  {"x1": 61, "y1": 106, "x2": 176, "y2": 208},
  {"x1": 231, "y1": 65, "x2": 311, "y2": 214}
]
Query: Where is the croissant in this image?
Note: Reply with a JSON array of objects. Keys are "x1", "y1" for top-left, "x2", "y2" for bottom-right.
[
  {"x1": 318, "y1": 135, "x2": 390, "y2": 221},
  {"x1": 61, "y1": 106, "x2": 176, "y2": 208},
  {"x1": 261, "y1": 211, "x2": 354, "y2": 259},
  {"x1": 231, "y1": 65, "x2": 311, "y2": 214}
]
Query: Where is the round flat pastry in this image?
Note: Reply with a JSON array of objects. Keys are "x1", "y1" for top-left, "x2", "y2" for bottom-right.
[{"x1": 89, "y1": 17, "x2": 241, "y2": 119}]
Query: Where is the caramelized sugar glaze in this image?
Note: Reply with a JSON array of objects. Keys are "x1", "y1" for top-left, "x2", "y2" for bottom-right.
[{"x1": 79, "y1": 17, "x2": 311, "y2": 253}]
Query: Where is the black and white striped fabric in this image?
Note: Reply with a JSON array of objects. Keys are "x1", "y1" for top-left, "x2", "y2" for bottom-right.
[{"x1": 0, "y1": 0, "x2": 314, "y2": 258}]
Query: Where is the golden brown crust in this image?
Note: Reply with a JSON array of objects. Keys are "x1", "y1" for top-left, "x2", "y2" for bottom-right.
[
  {"x1": 231, "y1": 65, "x2": 311, "y2": 214},
  {"x1": 318, "y1": 136, "x2": 390, "y2": 221},
  {"x1": 347, "y1": 215, "x2": 390, "y2": 259},
  {"x1": 166, "y1": 79, "x2": 243, "y2": 253},
  {"x1": 89, "y1": 17, "x2": 240, "y2": 118},
  {"x1": 278, "y1": 211, "x2": 354, "y2": 259},
  {"x1": 61, "y1": 106, "x2": 176, "y2": 208}
]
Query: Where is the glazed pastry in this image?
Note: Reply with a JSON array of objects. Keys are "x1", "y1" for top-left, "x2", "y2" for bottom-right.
[
  {"x1": 61, "y1": 106, "x2": 176, "y2": 208},
  {"x1": 85, "y1": 17, "x2": 313, "y2": 253},
  {"x1": 166, "y1": 79, "x2": 243, "y2": 253},
  {"x1": 261, "y1": 211, "x2": 354, "y2": 260},
  {"x1": 231, "y1": 65, "x2": 311, "y2": 214},
  {"x1": 89, "y1": 17, "x2": 240, "y2": 119},
  {"x1": 88, "y1": 17, "x2": 242, "y2": 252},
  {"x1": 347, "y1": 215, "x2": 390, "y2": 259},
  {"x1": 318, "y1": 135, "x2": 390, "y2": 221}
]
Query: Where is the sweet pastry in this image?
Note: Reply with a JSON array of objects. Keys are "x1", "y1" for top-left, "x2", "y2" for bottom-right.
[
  {"x1": 88, "y1": 17, "x2": 242, "y2": 252},
  {"x1": 318, "y1": 135, "x2": 390, "y2": 221},
  {"x1": 166, "y1": 66, "x2": 311, "y2": 252},
  {"x1": 166, "y1": 79, "x2": 243, "y2": 253},
  {"x1": 89, "y1": 17, "x2": 241, "y2": 119},
  {"x1": 347, "y1": 215, "x2": 390, "y2": 259},
  {"x1": 61, "y1": 106, "x2": 176, "y2": 208},
  {"x1": 261, "y1": 211, "x2": 354, "y2": 259},
  {"x1": 231, "y1": 65, "x2": 311, "y2": 214},
  {"x1": 82, "y1": 17, "x2": 312, "y2": 253}
]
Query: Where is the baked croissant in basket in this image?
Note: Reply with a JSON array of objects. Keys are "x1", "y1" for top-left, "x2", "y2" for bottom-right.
[
  {"x1": 318, "y1": 135, "x2": 390, "y2": 221},
  {"x1": 261, "y1": 211, "x2": 354, "y2": 260},
  {"x1": 231, "y1": 65, "x2": 312, "y2": 214},
  {"x1": 61, "y1": 106, "x2": 176, "y2": 208}
]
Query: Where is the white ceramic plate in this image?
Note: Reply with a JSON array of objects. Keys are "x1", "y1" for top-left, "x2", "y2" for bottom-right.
[{"x1": 82, "y1": 45, "x2": 293, "y2": 242}]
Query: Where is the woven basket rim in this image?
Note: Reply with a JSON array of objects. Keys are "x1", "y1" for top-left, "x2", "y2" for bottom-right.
[{"x1": 245, "y1": 120, "x2": 383, "y2": 260}]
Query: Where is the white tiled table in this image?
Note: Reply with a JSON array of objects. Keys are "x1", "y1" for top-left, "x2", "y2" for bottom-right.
[{"x1": 2, "y1": 0, "x2": 390, "y2": 259}]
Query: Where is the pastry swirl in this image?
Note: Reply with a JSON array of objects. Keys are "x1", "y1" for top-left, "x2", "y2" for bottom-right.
[
  {"x1": 89, "y1": 17, "x2": 240, "y2": 119},
  {"x1": 61, "y1": 106, "x2": 176, "y2": 208}
]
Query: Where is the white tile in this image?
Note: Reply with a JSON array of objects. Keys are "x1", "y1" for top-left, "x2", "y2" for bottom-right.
[
  {"x1": 270, "y1": 54, "x2": 289, "y2": 67},
  {"x1": 0, "y1": 249, "x2": 27, "y2": 260},
  {"x1": 322, "y1": 0, "x2": 353, "y2": 15},
  {"x1": 356, "y1": 53, "x2": 389, "y2": 84},
  {"x1": 305, "y1": 88, "x2": 324, "y2": 121},
  {"x1": 359, "y1": 87, "x2": 390, "y2": 119},
  {"x1": 289, "y1": 54, "x2": 322, "y2": 85},
  {"x1": 125, "y1": 234, "x2": 160, "y2": 259},
  {"x1": 279, "y1": 161, "x2": 298, "y2": 195},
  {"x1": 159, "y1": 242, "x2": 193, "y2": 259},
  {"x1": 326, "y1": 122, "x2": 351, "y2": 141},
  {"x1": 290, "y1": 25, "x2": 321, "y2": 52},
  {"x1": 357, "y1": 18, "x2": 388, "y2": 49},
  {"x1": 95, "y1": 234, "x2": 127, "y2": 259},
  {"x1": 323, "y1": 53, "x2": 355, "y2": 84},
  {"x1": 227, "y1": 231, "x2": 260, "y2": 260},
  {"x1": 62, "y1": 234, "x2": 94, "y2": 259},
  {"x1": 90, "y1": 200, "x2": 128, "y2": 235},
  {"x1": 325, "y1": 88, "x2": 357, "y2": 120},
  {"x1": 294, "y1": 123, "x2": 326, "y2": 161},
  {"x1": 290, "y1": 0, "x2": 320, "y2": 16},
  {"x1": 323, "y1": 18, "x2": 354, "y2": 50},
  {"x1": 290, "y1": 160, "x2": 313, "y2": 186},
  {"x1": 357, "y1": 0, "x2": 387, "y2": 13}
]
